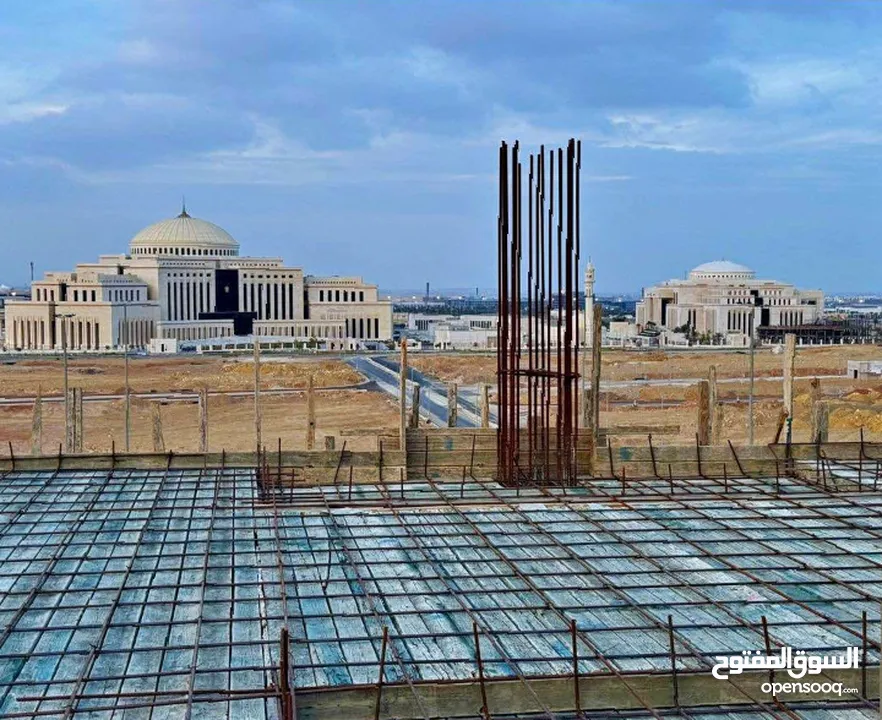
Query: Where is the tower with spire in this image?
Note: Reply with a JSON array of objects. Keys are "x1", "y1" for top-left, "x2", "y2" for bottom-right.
[{"x1": 584, "y1": 260, "x2": 596, "y2": 346}]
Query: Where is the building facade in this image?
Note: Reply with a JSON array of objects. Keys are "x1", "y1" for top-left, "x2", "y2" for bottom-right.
[
  {"x1": 4, "y1": 207, "x2": 392, "y2": 352},
  {"x1": 636, "y1": 261, "x2": 824, "y2": 345}
]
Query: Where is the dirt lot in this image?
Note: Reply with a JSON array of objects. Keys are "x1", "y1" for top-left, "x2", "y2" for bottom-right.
[
  {"x1": 409, "y1": 345, "x2": 882, "y2": 384},
  {"x1": 1, "y1": 389, "x2": 399, "y2": 455},
  {"x1": 411, "y1": 346, "x2": 882, "y2": 445},
  {"x1": 603, "y1": 391, "x2": 882, "y2": 446},
  {"x1": 3, "y1": 347, "x2": 882, "y2": 456},
  {"x1": 0, "y1": 356, "x2": 362, "y2": 396},
  {"x1": 0, "y1": 356, "x2": 399, "y2": 455}
]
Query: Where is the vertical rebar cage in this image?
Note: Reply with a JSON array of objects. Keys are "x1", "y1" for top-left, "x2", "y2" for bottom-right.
[{"x1": 497, "y1": 139, "x2": 582, "y2": 486}]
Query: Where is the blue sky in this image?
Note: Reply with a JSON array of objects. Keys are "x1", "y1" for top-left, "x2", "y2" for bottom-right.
[{"x1": 1, "y1": 0, "x2": 880, "y2": 292}]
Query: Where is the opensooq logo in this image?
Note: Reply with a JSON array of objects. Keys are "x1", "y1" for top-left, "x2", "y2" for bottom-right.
[{"x1": 712, "y1": 646, "x2": 860, "y2": 680}]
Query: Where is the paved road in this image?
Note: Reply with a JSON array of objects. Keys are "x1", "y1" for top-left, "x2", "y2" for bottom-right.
[{"x1": 345, "y1": 356, "x2": 485, "y2": 428}]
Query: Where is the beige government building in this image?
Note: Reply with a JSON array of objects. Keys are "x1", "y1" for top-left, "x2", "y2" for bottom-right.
[
  {"x1": 4, "y1": 206, "x2": 393, "y2": 352},
  {"x1": 636, "y1": 260, "x2": 824, "y2": 344}
]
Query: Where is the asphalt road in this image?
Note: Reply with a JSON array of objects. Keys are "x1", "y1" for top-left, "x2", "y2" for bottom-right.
[{"x1": 345, "y1": 356, "x2": 485, "y2": 428}]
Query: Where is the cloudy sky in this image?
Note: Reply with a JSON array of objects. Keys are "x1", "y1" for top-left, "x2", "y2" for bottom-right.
[{"x1": 1, "y1": 1, "x2": 880, "y2": 292}]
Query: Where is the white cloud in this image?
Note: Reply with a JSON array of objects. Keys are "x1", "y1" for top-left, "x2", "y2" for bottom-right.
[
  {"x1": 117, "y1": 38, "x2": 163, "y2": 66},
  {"x1": 0, "y1": 102, "x2": 68, "y2": 125}
]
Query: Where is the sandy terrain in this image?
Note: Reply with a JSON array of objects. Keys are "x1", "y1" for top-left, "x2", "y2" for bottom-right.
[
  {"x1": 0, "y1": 356, "x2": 362, "y2": 396},
  {"x1": 1, "y1": 390, "x2": 398, "y2": 455},
  {"x1": 3, "y1": 347, "x2": 882, "y2": 457},
  {"x1": 411, "y1": 347, "x2": 882, "y2": 445},
  {"x1": 0, "y1": 356, "x2": 398, "y2": 455},
  {"x1": 408, "y1": 345, "x2": 882, "y2": 384}
]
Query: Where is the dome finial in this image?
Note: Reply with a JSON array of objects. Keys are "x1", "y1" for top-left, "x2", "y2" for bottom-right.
[{"x1": 178, "y1": 196, "x2": 190, "y2": 218}]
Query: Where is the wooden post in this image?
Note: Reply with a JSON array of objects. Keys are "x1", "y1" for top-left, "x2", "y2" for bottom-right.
[
  {"x1": 480, "y1": 384, "x2": 490, "y2": 428},
  {"x1": 306, "y1": 374, "x2": 316, "y2": 450},
  {"x1": 409, "y1": 384, "x2": 421, "y2": 429},
  {"x1": 591, "y1": 303, "x2": 603, "y2": 440},
  {"x1": 707, "y1": 365, "x2": 718, "y2": 444},
  {"x1": 324, "y1": 435, "x2": 335, "y2": 451},
  {"x1": 199, "y1": 387, "x2": 208, "y2": 453},
  {"x1": 447, "y1": 383, "x2": 458, "y2": 428},
  {"x1": 712, "y1": 404, "x2": 724, "y2": 447},
  {"x1": 31, "y1": 386, "x2": 43, "y2": 456},
  {"x1": 583, "y1": 387, "x2": 596, "y2": 476},
  {"x1": 398, "y1": 341, "x2": 407, "y2": 450},
  {"x1": 696, "y1": 380, "x2": 710, "y2": 446},
  {"x1": 253, "y1": 338, "x2": 262, "y2": 453},
  {"x1": 783, "y1": 333, "x2": 796, "y2": 421},
  {"x1": 151, "y1": 403, "x2": 165, "y2": 453},
  {"x1": 809, "y1": 377, "x2": 821, "y2": 442},
  {"x1": 815, "y1": 402, "x2": 829, "y2": 443}
]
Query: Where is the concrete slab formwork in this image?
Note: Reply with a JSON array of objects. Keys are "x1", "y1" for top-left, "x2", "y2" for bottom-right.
[{"x1": 0, "y1": 461, "x2": 881, "y2": 718}]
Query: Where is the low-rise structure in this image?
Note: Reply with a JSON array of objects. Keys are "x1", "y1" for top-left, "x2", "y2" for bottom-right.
[
  {"x1": 432, "y1": 317, "x2": 498, "y2": 350},
  {"x1": 847, "y1": 359, "x2": 882, "y2": 379}
]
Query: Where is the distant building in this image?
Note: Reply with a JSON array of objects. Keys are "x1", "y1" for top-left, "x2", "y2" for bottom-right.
[
  {"x1": 0, "y1": 286, "x2": 30, "y2": 346},
  {"x1": 4, "y1": 206, "x2": 392, "y2": 352},
  {"x1": 847, "y1": 360, "x2": 882, "y2": 379},
  {"x1": 636, "y1": 261, "x2": 824, "y2": 346},
  {"x1": 432, "y1": 317, "x2": 498, "y2": 350}
]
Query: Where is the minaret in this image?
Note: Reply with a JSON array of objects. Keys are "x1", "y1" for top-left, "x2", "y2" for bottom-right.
[{"x1": 584, "y1": 260, "x2": 595, "y2": 346}]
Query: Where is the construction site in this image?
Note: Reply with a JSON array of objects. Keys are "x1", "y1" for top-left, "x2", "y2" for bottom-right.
[{"x1": 1, "y1": 140, "x2": 882, "y2": 719}]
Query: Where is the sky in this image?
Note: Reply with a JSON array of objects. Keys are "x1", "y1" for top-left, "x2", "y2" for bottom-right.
[{"x1": 1, "y1": 0, "x2": 881, "y2": 293}]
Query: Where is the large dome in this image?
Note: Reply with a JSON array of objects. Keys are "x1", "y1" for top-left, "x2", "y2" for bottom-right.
[
  {"x1": 689, "y1": 260, "x2": 754, "y2": 281},
  {"x1": 129, "y1": 208, "x2": 240, "y2": 257}
]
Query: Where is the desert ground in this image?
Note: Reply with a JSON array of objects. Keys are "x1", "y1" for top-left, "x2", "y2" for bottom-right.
[
  {"x1": 407, "y1": 344, "x2": 882, "y2": 384},
  {"x1": 2, "y1": 345, "x2": 882, "y2": 455},
  {"x1": 408, "y1": 345, "x2": 882, "y2": 444},
  {"x1": 0, "y1": 355, "x2": 362, "y2": 396},
  {"x1": 0, "y1": 356, "x2": 398, "y2": 454}
]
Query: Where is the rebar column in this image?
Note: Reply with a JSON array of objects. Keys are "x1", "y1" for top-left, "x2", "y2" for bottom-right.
[{"x1": 497, "y1": 139, "x2": 582, "y2": 486}]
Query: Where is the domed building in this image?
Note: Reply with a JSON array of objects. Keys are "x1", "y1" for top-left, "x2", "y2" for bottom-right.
[
  {"x1": 4, "y1": 205, "x2": 392, "y2": 351},
  {"x1": 636, "y1": 260, "x2": 824, "y2": 346},
  {"x1": 129, "y1": 208, "x2": 240, "y2": 258}
]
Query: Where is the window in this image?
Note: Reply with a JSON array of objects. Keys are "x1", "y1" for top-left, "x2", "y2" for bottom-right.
[
  {"x1": 91, "y1": 290, "x2": 96, "y2": 302},
  {"x1": 343, "y1": 291, "x2": 348, "y2": 302},
  {"x1": 319, "y1": 290, "x2": 324, "y2": 302},
  {"x1": 335, "y1": 290, "x2": 340, "y2": 302},
  {"x1": 359, "y1": 291, "x2": 364, "y2": 302},
  {"x1": 74, "y1": 290, "x2": 79, "y2": 301}
]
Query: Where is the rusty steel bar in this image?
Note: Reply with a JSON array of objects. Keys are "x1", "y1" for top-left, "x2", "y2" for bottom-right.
[
  {"x1": 497, "y1": 139, "x2": 581, "y2": 486},
  {"x1": 571, "y1": 618, "x2": 581, "y2": 717},
  {"x1": 280, "y1": 626, "x2": 294, "y2": 720},
  {"x1": 473, "y1": 622, "x2": 490, "y2": 720},
  {"x1": 374, "y1": 625, "x2": 389, "y2": 720}
]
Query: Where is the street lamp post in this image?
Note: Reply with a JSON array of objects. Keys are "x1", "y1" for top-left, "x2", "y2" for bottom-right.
[
  {"x1": 748, "y1": 330, "x2": 756, "y2": 445},
  {"x1": 57, "y1": 313, "x2": 75, "y2": 452},
  {"x1": 123, "y1": 305, "x2": 130, "y2": 453}
]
